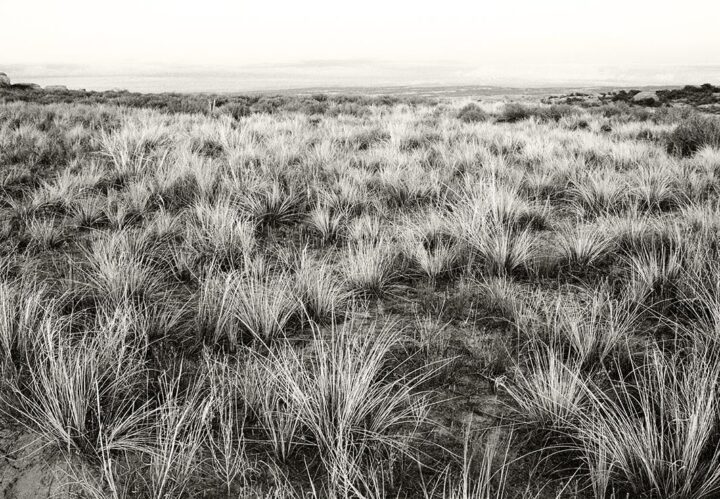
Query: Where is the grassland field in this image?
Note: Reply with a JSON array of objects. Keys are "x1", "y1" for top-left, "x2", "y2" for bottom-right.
[{"x1": 1, "y1": 85, "x2": 720, "y2": 498}]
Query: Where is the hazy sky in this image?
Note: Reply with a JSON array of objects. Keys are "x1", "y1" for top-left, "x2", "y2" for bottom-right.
[{"x1": 2, "y1": 0, "x2": 720, "y2": 88}]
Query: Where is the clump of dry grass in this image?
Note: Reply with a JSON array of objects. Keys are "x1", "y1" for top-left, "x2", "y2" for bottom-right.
[
  {"x1": 574, "y1": 349, "x2": 720, "y2": 498},
  {"x1": 400, "y1": 210, "x2": 462, "y2": 284},
  {"x1": 196, "y1": 264, "x2": 298, "y2": 348},
  {"x1": 77, "y1": 230, "x2": 166, "y2": 307},
  {"x1": 292, "y1": 250, "x2": 351, "y2": 324},
  {"x1": 497, "y1": 341, "x2": 590, "y2": 431},
  {"x1": 343, "y1": 238, "x2": 398, "y2": 297},
  {"x1": 449, "y1": 182, "x2": 541, "y2": 276},
  {"x1": 555, "y1": 222, "x2": 615, "y2": 269},
  {"x1": 2, "y1": 305, "x2": 152, "y2": 460},
  {"x1": 188, "y1": 197, "x2": 257, "y2": 269},
  {"x1": 251, "y1": 318, "x2": 433, "y2": 495}
]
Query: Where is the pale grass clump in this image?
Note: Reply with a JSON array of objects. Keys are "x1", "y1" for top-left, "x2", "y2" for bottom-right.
[
  {"x1": 404, "y1": 235, "x2": 459, "y2": 284},
  {"x1": 233, "y1": 267, "x2": 299, "y2": 345},
  {"x1": 693, "y1": 145, "x2": 720, "y2": 172},
  {"x1": 120, "y1": 180, "x2": 157, "y2": 219},
  {"x1": 70, "y1": 196, "x2": 108, "y2": 228},
  {"x1": 188, "y1": 198, "x2": 257, "y2": 268},
  {"x1": 497, "y1": 342, "x2": 590, "y2": 431},
  {"x1": 555, "y1": 222, "x2": 616, "y2": 268},
  {"x1": 595, "y1": 210, "x2": 675, "y2": 256},
  {"x1": 454, "y1": 179, "x2": 546, "y2": 230},
  {"x1": 293, "y1": 251, "x2": 351, "y2": 324},
  {"x1": 343, "y1": 238, "x2": 398, "y2": 297},
  {"x1": 680, "y1": 200, "x2": 720, "y2": 236},
  {"x1": 449, "y1": 183, "x2": 540, "y2": 276},
  {"x1": 400, "y1": 213, "x2": 461, "y2": 284},
  {"x1": 103, "y1": 193, "x2": 140, "y2": 230},
  {"x1": 196, "y1": 265, "x2": 298, "y2": 348},
  {"x1": 629, "y1": 165, "x2": 684, "y2": 213},
  {"x1": 34, "y1": 169, "x2": 90, "y2": 212},
  {"x1": 374, "y1": 162, "x2": 443, "y2": 208},
  {"x1": 321, "y1": 174, "x2": 373, "y2": 214},
  {"x1": 574, "y1": 349, "x2": 720, "y2": 498},
  {"x1": 0, "y1": 281, "x2": 47, "y2": 371},
  {"x1": 346, "y1": 213, "x2": 384, "y2": 243},
  {"x1": 196, "y1": 270, "x2": 244, "y2": 348},
  {"x1": 429, "y1": 427, "x2": 511, "y2": 499},
  {"x1": 568, "y1": 172, "x2": 627, "y2": 218},
  {"x1": 22, "y1": 216, "x2": 66, "y2": 252},
  {"x1": 99, "y1": 121, "x2": 171, "y2": 178},
  {"x1": 475, "y1": 275, "x2": 526, "y2": 323},
  {"x1": 144, "y1": 367, "x2": 213, "y2": 499},
  {"x1": 151, "y1": 149, "x2": 222, "y2": 209},
  {"x1": 78, "y1": 230, "x2": 165, "y2": 307},
  {"x1": 470, "y1": 222, "x2": 537, "y2": 277},
  {"x1": 541, "y1": 287, "x2": 637, "y2": 366},
  {"x1": 2, "y1": 307, "x2": 151, "y2": 460},
  {"x1": 307, "y1": 202, "x2": 347, "y2": 243},
  {"x1": 252, "y1": 319, "x2": 433, "y2": 495},
  {"x1": 241, "y1": 180, "x2": 303, "y2": 228},
  {"x1": 627, "y1": 243, "x2": 684, "y2": 305}
]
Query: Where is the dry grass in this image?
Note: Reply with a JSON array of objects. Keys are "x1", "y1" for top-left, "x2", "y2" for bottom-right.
[{"x1": 0, "y1": 96, "x2": 717, "y2": 497}]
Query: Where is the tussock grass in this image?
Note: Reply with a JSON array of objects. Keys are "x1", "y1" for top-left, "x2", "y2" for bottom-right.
[
  {"x1": 293, "y1": 250, "x2": 350, "y2": 324},
  {"x1": 555, "y1": 222, "x2": 615, "y2": 269},
  {"x1": 3, "y1": 308, "x2": 151, "y2": 459},
  {"x1": 400, "y1": 211, "x2": 462, "y2": 284},
  {"x1": 242, "y1": 180, "x2": 303, "y2": 229},
  {"x1": 498, "y1": 341, "x2": 590, "y2": 431},
  {"x1": 431, "y1": 427, "x2": 512, "y2": 499},
  {"x1": 343, "y1": 238, "x2": 398, "y2": 297},
  {"x1": 307, "y1": 202, "x2": 346, "y2": 243},
  {"x1": 77, "y1": 230, "x2": 165, "y2": 307},
  {"x1": 197, "y1": 265, "x2": 298, "y2": 348},
  {"x1": 568, "y1": 172, "x2": 627, "y2": 218},
  {"x1": 252, "y1": 319, "x2": 433, "y2": 495},
  {"x1": 575, "y1": 349, "x2": 720, "y2": 498},
  {"x1": 188, "y1": 197, "x2": 257, "y2": 269},
  {"x1": 541, "y1": 287, "x2": 637, "y2": 366}
]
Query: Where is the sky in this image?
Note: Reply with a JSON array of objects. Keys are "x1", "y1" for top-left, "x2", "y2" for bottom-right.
[{"x1": 2, "y1": 0, "x2": 720, "y2": 90}]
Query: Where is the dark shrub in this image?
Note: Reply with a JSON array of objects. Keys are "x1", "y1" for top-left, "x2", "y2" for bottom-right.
[
  {"x1": 571, "y1": 120, "x2": 590, "y2": 130},
  {"x1": 456, "y1": 103, "x2": 488, "y2": 123},
  {"x1": 545, "y1": 104, "x2": 578, "y2": 122},
  {"x1": 500, "y1": 103, "x2": 531, "y2": 122},
  {"x1": 327, "y1": 103, "x2": 368, "y2": 117},
  {"x1": 666, "y1": 114, "x2": 720, "y2": 157},
  {"x1": 221, "y1": 102, "x2": 251, "y2": 120},
  {"x1": 301, "y1": 101, "x2": 328, "y2": 115},
  {"x1": 346, "y1": 128, "x2": 390, "y2": 151},
  {"x1": 192, "y1": 138, "x2": 224, "y2": 159}
]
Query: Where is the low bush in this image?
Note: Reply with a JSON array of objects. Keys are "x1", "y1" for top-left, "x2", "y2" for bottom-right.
[
  {"x1": 667, "y1": 114, "x2": 720, "y2": 156},
  {"x1": 456, "y1": 103, "x2": 489, "y2": 123}
]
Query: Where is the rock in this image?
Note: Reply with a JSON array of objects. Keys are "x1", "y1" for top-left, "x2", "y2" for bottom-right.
[
  {"x1": 45, "y1": 85, "x2": 68, "y2": 92},
  {"x1": 632, "y1": 91, "x2": 659, "y2": 104},
  {"x1": 0, "y1": 72, "x2": 9, "y2": 86}
]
